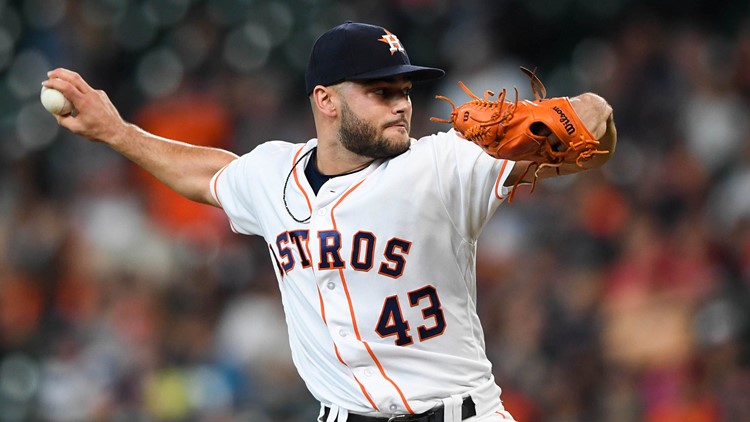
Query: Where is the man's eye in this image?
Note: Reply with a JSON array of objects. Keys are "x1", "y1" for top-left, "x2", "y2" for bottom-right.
[{"x1": 372, "y1": 87, "x2": 410, "y2": 98}]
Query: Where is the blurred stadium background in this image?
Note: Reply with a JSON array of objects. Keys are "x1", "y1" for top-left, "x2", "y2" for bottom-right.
[{"x1": 1, "y1": 0, "x2": 750, "y2": 421}]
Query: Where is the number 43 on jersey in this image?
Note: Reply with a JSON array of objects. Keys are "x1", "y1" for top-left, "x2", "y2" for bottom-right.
[{"x1": 376, "y1": 285, "x2": 446, "y2": 346}]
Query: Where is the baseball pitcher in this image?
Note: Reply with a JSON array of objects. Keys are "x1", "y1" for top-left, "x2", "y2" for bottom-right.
[{"x1": 43, "y1": 21, "x2": 616, "y2": 422}]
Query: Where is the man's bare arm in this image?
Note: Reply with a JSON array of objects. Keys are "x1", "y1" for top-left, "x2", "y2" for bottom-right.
[{"x1": 43, "y1": 68, "x2": 237, "y2": 207}]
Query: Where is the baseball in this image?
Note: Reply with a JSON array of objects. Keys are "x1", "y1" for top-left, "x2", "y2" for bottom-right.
[{"x1": 40, "y1": 86, "x2": 74, "y2": 116}]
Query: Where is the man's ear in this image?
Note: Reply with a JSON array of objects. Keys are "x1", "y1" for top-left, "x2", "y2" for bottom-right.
[{"x1": 312, "y1": 86, "x2": 338, "y2": 117}]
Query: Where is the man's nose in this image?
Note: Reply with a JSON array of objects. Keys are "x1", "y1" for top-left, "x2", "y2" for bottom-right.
[{"x1": 393, "y1": 96, "x2": 411, "y2": 114}]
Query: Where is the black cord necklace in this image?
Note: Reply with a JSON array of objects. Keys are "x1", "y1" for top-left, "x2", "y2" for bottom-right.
[
  {"x1": 283, "y1": 147, "x2": 316, "y2": 223},
  {"x1": 283, "y1": 147, "x2": 374, "y2": 223}
]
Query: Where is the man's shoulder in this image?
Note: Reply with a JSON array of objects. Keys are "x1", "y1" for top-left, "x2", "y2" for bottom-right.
[
  {"x1": 240, "y1": 139, "x2": 315, "y2": 161},
  {"x1": 409, "y1": 129, "x2": 480, "y2": 154},
  {"x1": 251, "y1": 139, "x2": 313, "y2": 153},
  {"x1": 411, "y1": 129, "x2": 470, "y2": 146},
  {"x1": 223, "y1": 139, "x2": 315, "y2": 182}
]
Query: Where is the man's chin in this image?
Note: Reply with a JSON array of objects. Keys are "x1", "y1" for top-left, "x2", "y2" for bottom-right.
[
  {"x1": 365, "y1": 140, "x2": 410, "y2": 160},
  {"x1": 384, "y1": 141, "x2": 411, "y2": 158},
  {"x1": 387, "y1": 130, "x2": 411, "y2": 144},
  {"x1": 387, "y1": 134, "x2": 411, "y2": 151}
]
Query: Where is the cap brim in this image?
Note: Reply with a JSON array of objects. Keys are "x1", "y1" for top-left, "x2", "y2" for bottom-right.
[{"x1": 347, "y1": 64, "x2": 445, "y2": 83}]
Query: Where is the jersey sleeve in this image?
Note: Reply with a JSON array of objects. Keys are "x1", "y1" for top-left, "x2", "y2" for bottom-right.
[
  {"x1": 209, "y1": 149, "x2": 264, "y2": 235},
  {"x1": 420, "y1": 129, "x2": 516, "y2": 240}
]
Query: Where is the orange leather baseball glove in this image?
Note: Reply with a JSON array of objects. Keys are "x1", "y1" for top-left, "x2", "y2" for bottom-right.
[{"x1": 431, "y1": 67, "x2": 609, "y2": 200}]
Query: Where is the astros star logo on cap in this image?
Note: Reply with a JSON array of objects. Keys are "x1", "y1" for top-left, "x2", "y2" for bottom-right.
[{"x1": 378, "y1": 30, "x2": 405, "y2": 55}]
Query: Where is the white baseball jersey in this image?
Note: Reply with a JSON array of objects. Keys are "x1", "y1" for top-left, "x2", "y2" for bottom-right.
[{"x1": 210, "y1": 129, "x2": 517, "y2": 419}]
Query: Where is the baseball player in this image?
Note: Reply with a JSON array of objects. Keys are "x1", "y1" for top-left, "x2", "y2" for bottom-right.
[{"x1": 43, "y1": 21, "x2": 616, "y2": 422}]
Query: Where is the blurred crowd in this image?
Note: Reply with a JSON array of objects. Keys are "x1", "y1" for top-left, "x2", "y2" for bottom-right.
[{"x1": 1, "y1": 0, "x2": 750, "y2": 421}]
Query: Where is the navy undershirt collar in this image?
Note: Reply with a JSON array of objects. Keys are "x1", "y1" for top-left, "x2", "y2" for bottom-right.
[
  {"x1": 304, "y1": 148, "x2": 370, "y2": 195},
  {"x1": 304, "y1": 149, "x2": 330, "y2": 195}
]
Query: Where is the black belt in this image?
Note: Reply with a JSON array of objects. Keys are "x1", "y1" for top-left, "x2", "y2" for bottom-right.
[{"x1": 322, "y1": 396, "x2": 476, "y2": 422}]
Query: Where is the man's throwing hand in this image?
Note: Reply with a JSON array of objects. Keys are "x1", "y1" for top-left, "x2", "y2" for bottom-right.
[{"x1": 42, "y1": 68, "x2": 128, "y2": 144}]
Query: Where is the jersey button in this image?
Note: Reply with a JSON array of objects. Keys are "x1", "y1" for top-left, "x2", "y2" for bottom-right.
[
  {"x1": 317, "y1": 208, "x2": 327, "y2": 216},
  {"x1": 389, "y1": 404, "x2": 398, "y2": 412},
  {"x1": 327, "y1": 282, "x2": 335, "y2": 290},
  {"x1": 338, "y1": 329, "x2": 347, "y2": 337},
  {"x1": 364, "y1": 368, "x2": 373, "y2": 377}
]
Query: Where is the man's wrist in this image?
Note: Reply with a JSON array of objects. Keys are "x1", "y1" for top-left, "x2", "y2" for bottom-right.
[{"x1": 104, "y1": 121, "x2": 139, "y2": 149}]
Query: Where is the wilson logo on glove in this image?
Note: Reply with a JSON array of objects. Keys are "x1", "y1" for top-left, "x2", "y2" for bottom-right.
[{"x1": 552, "y1": 106, "x2": 576, "y2": 135}]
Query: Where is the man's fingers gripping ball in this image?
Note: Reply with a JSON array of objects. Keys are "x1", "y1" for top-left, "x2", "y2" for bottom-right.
[{"x1": 40, "y1": 86, "x2": 74, "y2": 116}]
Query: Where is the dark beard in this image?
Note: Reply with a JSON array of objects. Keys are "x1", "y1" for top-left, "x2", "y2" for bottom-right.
[{"x1": 338, "y1": 102, "x2": 409, "y2": 159}]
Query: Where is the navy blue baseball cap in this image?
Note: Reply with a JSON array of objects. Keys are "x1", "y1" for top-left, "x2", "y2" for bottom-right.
[{"x1": 305, "y1": 22, "x2": 445, "y2": 95}]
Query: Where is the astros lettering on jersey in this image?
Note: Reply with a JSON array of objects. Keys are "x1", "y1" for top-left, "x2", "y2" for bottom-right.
[{"x1": 211, "y1": 129, "x2": 517, "y2": 420}]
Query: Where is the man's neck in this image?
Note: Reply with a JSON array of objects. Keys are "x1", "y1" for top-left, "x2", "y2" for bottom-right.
[{"x1": 315, "y1": 141, "x2": 374, "y2": 175}]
